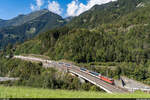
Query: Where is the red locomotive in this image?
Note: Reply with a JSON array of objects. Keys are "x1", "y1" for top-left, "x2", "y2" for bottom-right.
[
  {"x1": 80, "y1": 68, "x2": 115, "y2": 85},
  {"x1": 99, "y1": 76, "x2": 114, "y2": 85}
]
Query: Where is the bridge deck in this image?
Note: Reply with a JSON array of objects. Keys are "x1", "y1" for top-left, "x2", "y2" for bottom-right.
[{"x1": 69, "y1": 68, "x2": 128, "y2": 93}]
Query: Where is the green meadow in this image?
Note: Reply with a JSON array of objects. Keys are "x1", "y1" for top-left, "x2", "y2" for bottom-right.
[{"x1": 0, "y1": 86, "x2": 150, "y2": 98}]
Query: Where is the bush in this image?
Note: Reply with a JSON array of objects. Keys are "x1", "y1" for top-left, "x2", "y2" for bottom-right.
[{"x1": 0, "y1": 58, "x2": 101, "y2": 91}]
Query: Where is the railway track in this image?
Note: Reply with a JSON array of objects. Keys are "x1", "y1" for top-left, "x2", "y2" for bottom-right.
[{"x1": 69, "y1": 67, "x2": 128, "y2": 93}]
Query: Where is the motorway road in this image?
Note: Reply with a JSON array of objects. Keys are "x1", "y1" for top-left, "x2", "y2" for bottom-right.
[
  {"x1": 14, "y1": 55, "x2": 128, "y2": 93},
  {"x1": 0, "y1": 77, "x2": 19, "y2": 82}
]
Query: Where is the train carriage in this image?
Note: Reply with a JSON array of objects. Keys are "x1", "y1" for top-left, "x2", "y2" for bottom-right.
[{"x1": 99, "y1": 76, "x2": 115, "y2": 85}]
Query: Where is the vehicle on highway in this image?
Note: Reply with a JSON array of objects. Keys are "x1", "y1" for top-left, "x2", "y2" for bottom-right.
[
  {"x1": 89, "y1": 71, "x2": 100, "y2": 77},
  {"x1": 58, "y1": 62, "x2": 64, "y2": 65},
  {"x1": 80, "y1": 68, "x2": 89, "y2": 73},
  {"x1": 80, "y1": 68, "x2": 87, "y2": 71},
  {"x1": 80, "y1": 68, "x2": 115, "y2": 85},
  {"x1": 65, "y1": 63, "x2": 71, "y2": 67},
  {"x1": 47, "y1": 61, "x2": 52, "y2": 63}
]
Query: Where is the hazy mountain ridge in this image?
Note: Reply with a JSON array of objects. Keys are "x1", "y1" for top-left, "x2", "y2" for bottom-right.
[
  {"x1": 0, "y1": 9, "x2": 50, "y2": 28},
  {"x1": 0, "y1": 10, "x2": 66, "y2": 49},
  {"x1": 65, "y1": 16, "x2": 74, "y2": 22}
]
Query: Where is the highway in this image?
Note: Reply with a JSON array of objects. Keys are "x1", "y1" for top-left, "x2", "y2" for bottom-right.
[
  {"x1": 0, "y1": 77, "x2": 19, "y2": 82},
  {"x1": 14, "y1": 55, "x2": 128, "y2": 93}
]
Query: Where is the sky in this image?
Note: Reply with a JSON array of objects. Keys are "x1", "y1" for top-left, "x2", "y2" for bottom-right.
[{"x1": 0, "y1": 0, "x2": 116, "y2": 20}]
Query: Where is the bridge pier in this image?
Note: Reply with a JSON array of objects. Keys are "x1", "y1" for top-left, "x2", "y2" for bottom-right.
[
  {"x1": 69, "y1": 73, "x2": 76, "y2": 77},
  {"x1": 68, "y1": 72, "x2": 86, "y2": 83},
  {"x1": 120, "y1": 77, "x2": 126, "y2": 87},
  {"x1": 78, "y1": 76, "x2": 85, "y2": 83}
]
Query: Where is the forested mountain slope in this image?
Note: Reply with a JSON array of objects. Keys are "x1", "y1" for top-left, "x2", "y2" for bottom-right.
[
  {"x1": 14, "y1": 1, "x2": 150, "y2": 64},
  {"x1": 67, "y1": 0, "x2": 147, "y2": 29}
]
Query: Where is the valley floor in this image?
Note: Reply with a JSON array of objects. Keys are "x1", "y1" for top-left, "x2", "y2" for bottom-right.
[{"x1": 0, "y1": 86, "x2": 150, "y2": 98}]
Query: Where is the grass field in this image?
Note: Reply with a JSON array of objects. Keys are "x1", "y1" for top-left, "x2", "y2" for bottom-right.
[{"x1": 0, "y1": 86, "x2": 150, "y2": 98}]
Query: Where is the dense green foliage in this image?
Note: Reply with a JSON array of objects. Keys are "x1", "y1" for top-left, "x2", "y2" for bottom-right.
[
  {"x1": 0, "y1": 57, "x2": 101, "y2": 91},
  {"x1": 15, "y1": 23, "x2": 150, "y2": 64}
]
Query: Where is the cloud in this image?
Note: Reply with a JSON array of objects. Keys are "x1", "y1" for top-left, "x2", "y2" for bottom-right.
[
  {"x1": 66, "y1": 0, "x2": 117, "y2": 16},
  {"x1": 48, "y1": 1, "x2": 62, "y2": 15},
  {"x1": 30, "y1": 4, "x2": 36, "y2": 11},
  {"x1": 36, "y1": 0, "x2": 43, "y2": 9},
  {"x1": 67, "y1": 0, "x2": 79, "y2": 16},
  {"x1": 30, "y1": 0, "x2": 44, "y2": 11}
]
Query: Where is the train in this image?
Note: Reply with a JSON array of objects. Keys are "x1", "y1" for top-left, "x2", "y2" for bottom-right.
[
  {"x1": 58, "y1": 62, "x2": 71, "y2": 67},
  {"x1": 80, "y1": 68, "x2": 115, "y2": 85},
  {"x1": 57, "y1": 62, "x2": 114, "y2": 85}
]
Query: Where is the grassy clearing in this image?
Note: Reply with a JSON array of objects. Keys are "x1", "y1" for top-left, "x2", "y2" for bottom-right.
[{"x1": 0, "y1": 86, "x2": 150, "y2": 98}]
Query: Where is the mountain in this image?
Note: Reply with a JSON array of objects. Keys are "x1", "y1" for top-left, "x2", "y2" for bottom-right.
[
  {"x1": 14, "y1": 0, "x2": 150, "y2": 64},
  {"x1": 0, "y1": 19, "x2": 6, "y2": 27},
  {"x1": 2, "y1": 0, "x2": 146, "y2": 50},
  {"x1": 0, "y1": 9, "x2": 52, "y2": 28},
  {"x1": 65, "y1": 16, "x2": 74, "y2": 22},
  {"x1": 0, "y1": 9, "x2": 66, "y2": 49},
  {"x1": 67, "y1": 0, "x2": 144, "y2": 29},
  {"x1": 0, "y1": 19, "x2": 3, "y2": 21}
]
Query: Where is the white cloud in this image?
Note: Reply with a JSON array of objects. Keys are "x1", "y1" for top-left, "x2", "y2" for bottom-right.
[
  {"x1": 48, "y1": 1, "x2": 62, "y2": 15},
  {"x1": 36, "y1": 0, "x2": 43, "y2": 9},
  {"x1": 30, "y1": 0, "x2": 44, "y2": 11},
  {"x1": 67, "y1": 0, "x2": 79, "y2": 16},
  {"x1": 30, "y1": 4, "x2": 36, "y2": 11},
  {"x1": 66, "y1": 0, "x2": 117, "y2": 16}
]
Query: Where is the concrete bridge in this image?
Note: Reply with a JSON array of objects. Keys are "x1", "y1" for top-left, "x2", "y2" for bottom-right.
[{"x1": 69, "y1": 68, "x2": 127, "y2": 93}]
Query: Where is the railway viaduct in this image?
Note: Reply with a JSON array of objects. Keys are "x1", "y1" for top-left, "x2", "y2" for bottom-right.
[{"x1": 14, "y1": 55, "x2": 128, "y2": 93}]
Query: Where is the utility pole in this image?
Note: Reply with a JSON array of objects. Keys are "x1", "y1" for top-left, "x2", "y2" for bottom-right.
[
  {"x1": 91, "y1": 65, "x2": 95, "y2": 71},
  {"x1": 106, "y1": 68, "x2": 109, "y2": 77},
  {"x1": 66, "y1": 67, "x2": 68, "y2": 73}
]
